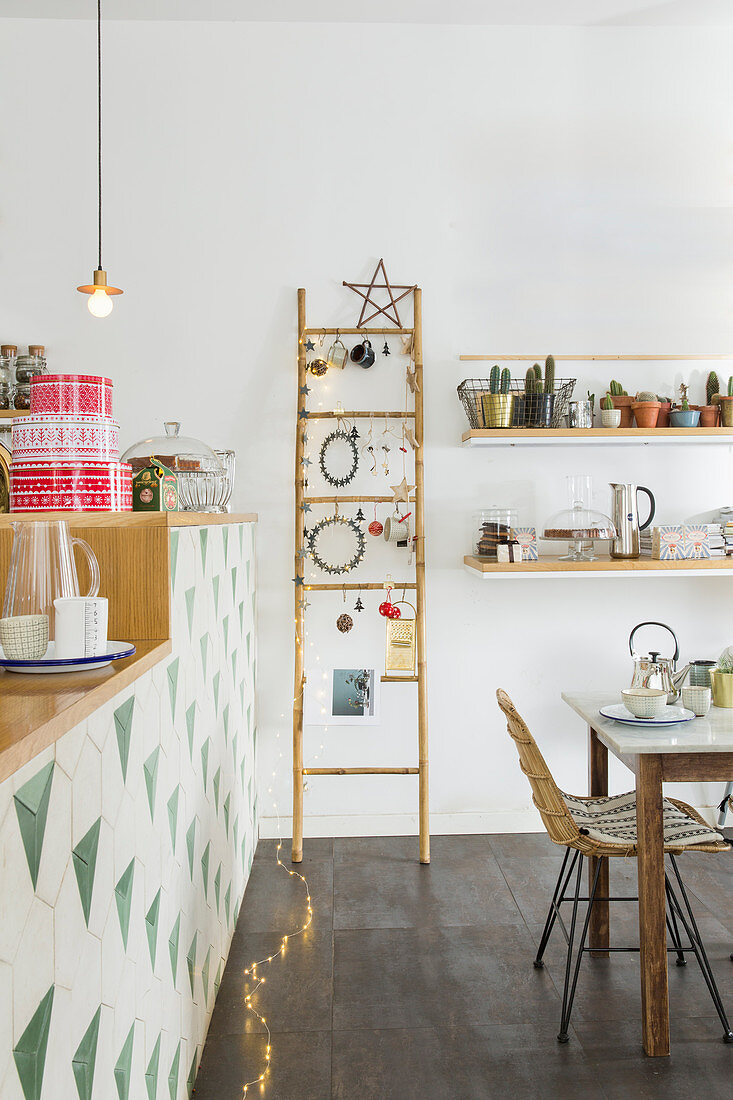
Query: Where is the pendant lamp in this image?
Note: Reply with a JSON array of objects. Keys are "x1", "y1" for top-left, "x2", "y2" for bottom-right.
[{"x1": 77, "y1": 0, "x2": 122, "y2": 317}]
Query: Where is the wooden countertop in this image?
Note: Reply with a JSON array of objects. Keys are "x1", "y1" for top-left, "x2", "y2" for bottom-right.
[
  {"x1": 0, "y1": 639, "x2": 171, "y2": 783},
  {"x1": 0, "y1": 512, "x2": 257, "y2": 527}
]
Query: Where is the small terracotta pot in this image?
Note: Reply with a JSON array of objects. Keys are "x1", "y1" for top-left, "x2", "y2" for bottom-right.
[
  {"x1": 697, "y1": 404, "x2": 719, "y2": 427},
  {"x1": 718, "y1": 396, "x2": 733, "y2": 427},
  {"x1": 656, "y1": 402, "x2": 671, "y2": 428},
  {"x1": 631, "y1": 401, "x2": 661, "y2": 429},
  {"x1": 610, "y1": 395, "x2": 634, "y2": 428}
]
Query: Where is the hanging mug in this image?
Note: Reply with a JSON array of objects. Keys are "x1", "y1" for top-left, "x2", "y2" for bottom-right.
[
  {"x1": 351, "y1": 338, "x2": 375, "y2": 369},
  {"x1": 327, "y1": 338, "x2": 348, "y2": 370},
  {"x1": 383, "y1": 513, "x2": 412, "y2": 545}
]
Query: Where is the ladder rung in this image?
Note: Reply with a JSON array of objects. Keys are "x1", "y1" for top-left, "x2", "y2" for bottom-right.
[
  {"x1": 304, "y1": 582, "x2": 417, "y2": 591},
  {"x1": 303, "y1": 767, "x2": 418, "y2": 775},
  {"x1": 303, "y1": 328, "x2": 414, "y2": 336},
  {"x1": 303, "y1": 495, "x2": 415, "y2": 504},
  {"x1": 381, "y1": 676, "x2": 418, "y2": 682},
  {"x1": 305, "y1": 410, "x2": 415, "y2": 419}
]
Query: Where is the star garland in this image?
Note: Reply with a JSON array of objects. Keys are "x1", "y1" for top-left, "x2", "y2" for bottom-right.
[
  {"x1": 319, "y1": 429, "x2": 359, "y2": 488},
  {"x1": 307, "y1": 515, "x2": 366, "y2": 575}
]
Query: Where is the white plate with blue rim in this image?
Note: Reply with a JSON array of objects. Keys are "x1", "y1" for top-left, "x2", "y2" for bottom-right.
[
  {"x1": 0, "y1": 641, "x2": 136, "y2": 674},
  {"x1": 599, "y1": 703, "x2": 695, "y2": 727}
]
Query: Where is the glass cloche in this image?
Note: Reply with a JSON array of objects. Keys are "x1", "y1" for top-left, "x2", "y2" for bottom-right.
[
  {"x1": 122, "y1": 421, "x2": 227, "y2": 512},
  {"x1": 541, "y1": 474, "x2": 616, "y2": 561}
]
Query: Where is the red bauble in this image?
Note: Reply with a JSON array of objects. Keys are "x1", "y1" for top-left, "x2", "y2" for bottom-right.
[
  {"x1": 368, "y1": 520, "x2": 383, "y2": 536},
  {"x1": 388, "y1": 605, "x2": 402, "y2": 619},
  {"x1": 378, "y1": 600, "x2": 392, "y2": 617}
]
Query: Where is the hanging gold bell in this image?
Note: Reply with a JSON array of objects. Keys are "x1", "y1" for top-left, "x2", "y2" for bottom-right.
[{"x1": 385, "y1": 601, "x2": 416, "y2": 675}]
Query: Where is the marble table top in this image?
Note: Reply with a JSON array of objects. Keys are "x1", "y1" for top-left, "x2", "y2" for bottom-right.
[{"x1": 562, "y1": 691, "x2": 733, "y2": 757}]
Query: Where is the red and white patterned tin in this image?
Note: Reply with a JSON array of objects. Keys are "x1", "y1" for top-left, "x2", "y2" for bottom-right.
[
  {"x1": 11, "y1": 415, "x2": 120, "y2": 463},
  {"x1": 10, "y1": 461, "x2": 132, "y2": 512},
  {"x1": 30, "y1": 374, "x2": 114, "y2": 417}
]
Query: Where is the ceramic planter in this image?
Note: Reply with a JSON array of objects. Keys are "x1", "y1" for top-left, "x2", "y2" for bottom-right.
[
  {"x1": 512, "y1": 396, "x2": 526, "y2": 426},
  {"x1": 610, "y1": 395, "x2": 634, "y2": 428},
  {"x1": 719, "y1": 396, "x2": 733, "y2": 427},
  {"x1": 710, "y1": 669, "x2": 733, "y2": 708},
  {"x1": 632, "y1": 401, "x2": 661, "y2": 429},
  {"x1": 600, "y1": 408, "x2": 621, "y2": 428},
  {"x1": 481, "y1": 394, "x2": 515, "y2": 429},
  {"x1": 697, "y1": 404, "x2": 719, "y2": 427},
  {"x1": 656, "y1": 402, "x2": 671, "y2": 428},
  {"x1": 524, "y1": 393, "x2": 555, "y2": 428},
  {"x1": 669, "y1": 409, "x2": 700, "y2": 427}
]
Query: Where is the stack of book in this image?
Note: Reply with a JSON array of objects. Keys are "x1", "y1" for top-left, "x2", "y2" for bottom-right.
[
  {"x1": 720, "y1": 508, "x2": 733, "y2": 555},
  {"x1": 639, "y1": 523, "x2": 725, "y2": 559}
]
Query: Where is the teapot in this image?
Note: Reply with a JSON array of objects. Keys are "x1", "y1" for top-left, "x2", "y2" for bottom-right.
[{"x1": 629, "y1": 621, "x2": 690, "y2": 703}]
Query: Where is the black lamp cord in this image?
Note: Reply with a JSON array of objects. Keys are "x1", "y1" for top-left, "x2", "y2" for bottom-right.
[{"x1": 97, "y1": 0, "x2": 102, "y2": 271}]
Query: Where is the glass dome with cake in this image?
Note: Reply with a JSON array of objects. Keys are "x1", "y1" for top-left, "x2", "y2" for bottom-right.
[
  {"x1": 122, "y1": 421, "x2": 227, "y2": 512},
  {"x1": 541, "y1": 475, "x2": 616, "y2": 562}
]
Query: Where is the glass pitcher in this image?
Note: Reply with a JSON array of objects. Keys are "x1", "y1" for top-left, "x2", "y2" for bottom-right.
[{"x1": 2, "y1": 520, "x2": 100, "y2": 639}]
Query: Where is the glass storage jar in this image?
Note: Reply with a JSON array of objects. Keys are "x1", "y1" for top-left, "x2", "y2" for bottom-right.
[
  {"x1": 472, "y1": 507, "x2": 518, "y2": 559},
  {"x1": 15, "y1": 345, "x2": 47, "y2": 384},
  {"x1": 12, "y1": 383, "x2": 31, "y2": 410},
  {"x1": 122, "y1": 421, "x2": 227, "y2": 513}
]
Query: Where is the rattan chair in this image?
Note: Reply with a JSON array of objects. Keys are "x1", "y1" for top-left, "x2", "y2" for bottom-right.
[{"x1": 496, "y1": 688, "x2": 733, "y2": 1043}]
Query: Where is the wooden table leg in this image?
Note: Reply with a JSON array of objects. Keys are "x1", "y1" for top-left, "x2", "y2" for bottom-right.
[
  {"x1": 635, "y1": 753, "x2": 670, "y2": 1057},
  {"x1": 588, "y1": 726, "x2": 609, "y2": 957}
]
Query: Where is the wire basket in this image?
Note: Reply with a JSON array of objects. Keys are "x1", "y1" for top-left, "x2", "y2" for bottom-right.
[{"x1": 457, "y1": 378, "x2": 576, "y2": 429}]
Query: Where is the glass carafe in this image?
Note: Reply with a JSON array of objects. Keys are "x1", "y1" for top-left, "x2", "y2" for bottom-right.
[{"x1": 2, "y1": 520, "x2": 100, "y2": 639}]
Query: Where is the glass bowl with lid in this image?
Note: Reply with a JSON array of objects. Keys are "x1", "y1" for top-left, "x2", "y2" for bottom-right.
[
  {"x1": 122, "y1": 421, "x2": 227, "y2": 512},
  {"x1": 541, "y1": 475, "x2": 616, "y2": 561}
]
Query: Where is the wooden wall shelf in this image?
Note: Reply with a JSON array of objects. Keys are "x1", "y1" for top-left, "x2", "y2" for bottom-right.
[
  {"x1": 464, "y1": 554, "x2": 733, "y2": 579},
  {"x1": 0, "y1": 410, "x2": 31, "y2": 419},
  {"x1": 463, "y1": 428, "x2": 733, "y2": 446},
  {"x1": 459, "y1": 354, "x2": 733, "y2": 362}
]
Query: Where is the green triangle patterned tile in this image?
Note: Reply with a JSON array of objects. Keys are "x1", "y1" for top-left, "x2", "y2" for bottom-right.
[
  {"x1": 113, "y1": 697, "x2": 135, "y2": 783},
  {"x1": 114, "y1": 1023, "x2": 135, "y2": 1100},
  {"x1": 186, "y1": 817, "x2": 196, "y2": 879},
  {"x1": 143, "y1": 747, "x2": 160, "y2": 822},
  {"x1": 240, "y1": 524, "x2": 244, "y2": 551},
  {"x1": 223, "y1": 793, "x2": 230, "y2": 838},
  {"x1": 233, "y1": 815, "x2": 239, "y2": 850},
  {"x1": 231, "y1": 566, "x2": 237, "y2": 603},
  {"x1": 214, "y1": 863, "x2": 222, "y2": 912},
  {"x1": 201, "y1": 841, "x2": 210, "y2": 902},
  {"x1": 247, "y1": 776, "x2": 253, "y2": 811},
  {"x1": 72, "y1": 817, "x2": 101, "y2": 926},
  {"x1": 231, "y1": 651, "x2": 237, "y2": 681},
  {"x1": 145, "y1": 1032, "x2": 161, "y2": 1100},
  {"x1": 212, "y1": 575, "x2": 220, "y2": 616},
  {"x1": 199, "y1": 528, "x2": 209, "y2": 573},
  {"x1": 168, "y1": 1041, "x2": 181, "y2": 1100},
  {"x1": 186, "y1": 703, "x2": 196, "y2": 760},
  {"x1": 245, "y1": 556, "x2": 250, "y2": 584},
  {"x1": 199, "y1": 633, "x2": 209, "y2": 679},
  {"x1": 240, "y1": 756, "x2": 246, "y2": 788},
  {"x1": 72, "y1": 1006, "x2": 101, "y2": 1100},
  {"x1": 114, "y1": 859, "x2": 135, "y2": 950},
  {"x1": 186, "y1": 931, "x2": 197, "y2": 996},
  {"x1": 13, "y1": 985, "x2": 54, "y2": 1100},
  {"x1": 223, "y1": 703, "x2": 230, "y2": 744},
  {"x1": 246, "y1": 631, "x2": 251, "y2": 664},
  {"x1": 13, "y1": 760, "x2": 54, "y2": 890},
  {"x1": 222, "y1": 615, "x2": 229, "y2": 657},
  {"x1": 214, "y1": 960, "x2": 222, "y2": 999},
  {"x1": 240, "y1": 681, "x2": 245, "y2": 710},
  {"x1": 231, "y1": 731, "x2": 238, "y2": 769},
  {"x1": 170, "y1": 530, "x2": 180, "y2": 591},
  {"x1": 200, "y1": 739, "x2": 210, "y2": 792},
  {"x1": 213, "y1": 768, "x2": 221, "y2": 814},
  {"x1": 145, "y1": 888, "x2": 161, "y2": 970},
  {"x1": 187, "y1": 1049, "x2": 198, "y2": 1099},
  {"x1": 224, "y1": 883, "x2": 231, "y2": 925},
  {"x1": 185, "y1": 587, "x2": 196, "y2": 638},
  {"x1": 222, "y1": 525, "x2": 229, "y2": 564},
  {"x1": 167, "y1": 786, "x2": 180, "y2": 852},
  {"x1": 166, "y1": 659, "x2": 180, "y2": 721},
  {"x1": 238, "y1": 600, "x2": 244, "y2": 633},
  {"x1": 213, "y1": 672, "x2": 220, "y2": 716},
  {"x1": 168, "y1": 912, "x2": 181, "y2": 985},
  {"x1": 201, "y1": 946, "x2": 211, "y2": 1007}
]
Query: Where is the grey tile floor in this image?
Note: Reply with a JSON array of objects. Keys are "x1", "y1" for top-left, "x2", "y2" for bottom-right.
[{"x1": 195, "y1": 832, "x2": 733, "y2": 1099}]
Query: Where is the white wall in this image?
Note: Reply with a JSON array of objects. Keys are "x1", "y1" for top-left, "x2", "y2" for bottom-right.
[{"x1": 2, "y1": 18, "x2": 733, "y2": 837}]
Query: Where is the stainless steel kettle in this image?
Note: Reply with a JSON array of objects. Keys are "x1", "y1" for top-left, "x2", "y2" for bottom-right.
[{"x1": 629, "y1": 621, "x2": 690, "y2": 703}]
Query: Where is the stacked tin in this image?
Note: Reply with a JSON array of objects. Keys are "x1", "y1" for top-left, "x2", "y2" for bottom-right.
[{"x1": 9, "y1": 374, "x2": 132, "y2": 511}]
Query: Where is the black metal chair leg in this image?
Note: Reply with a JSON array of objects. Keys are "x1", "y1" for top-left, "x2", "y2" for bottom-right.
[
  {"x1": 534, "y1": 847, "x2": 575, "y2": 969},
  {"x1": 665, "y1": 898, "x2": 686, "y2": 966},
  {"x1": 557, "y1": 855, "x2": 602, "y2": 1044},
  {"x1": 667, "y1": 857, "x2": 733, "y2": 1043},
  {"x1": 557, "y1": 853, "x2": 585, "y2": 1043}
]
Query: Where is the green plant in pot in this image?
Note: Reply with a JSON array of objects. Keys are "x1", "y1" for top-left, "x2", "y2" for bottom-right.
[
  {"x1": 600, "y1": 393, "x2": 621, "y2": 428},
  {"x1": 480, "y1": 365, "x2": 515, "y2": 428},
  {"x1": 631, "y1": 390, "x2": 662, "y2": 429},
  {"x1": 656, "y1": 393, "x2": 672, "y2": 427},
  {"x1": 524, "y1": 356, "x2": 556, "y2": 428},
  {"x1": 607, "y1": 379, "x2": 634, "y2": 427},
  {"x1": 710, "y1": 650, "x2": 733, "y2": 708},
  {"x1": 717, "y1": 375, "x2": 733, "y2": 428},
  {"x1": 696, "y1": 371, "x2": 720, "y2": 427},
  {"x1": 669, "y1": 382, "x2": 700, "y2": 428}
]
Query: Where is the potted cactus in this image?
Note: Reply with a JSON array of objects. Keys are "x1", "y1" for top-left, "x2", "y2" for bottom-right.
[
  {"x1": 600, "y1": 393, "x2": 621, "y2": 428},
  {"x1": 695, "y1": 371, "x2": 720, "y2": 427},
  {"x1": 480, "y1": 365, "x2": 515, "y2": 428},
  {"x1": 718, "y1": 375, "x2": 733, "y2": 428},
  {"x1": 607, "y1": 380, "x2": 634, "y2": 427},
  {"x1": 656, "y1": 394, "x2": 672, "y2": 428},
  {"x1": 670, "y1": 383, "x2": 700, "y2": 427},
  {"x1": 631, "y1": 390, "x2": 662, "y2": 429},
  {"x1": 524, "y1": 355, "x2": 556, "y2": 428}
]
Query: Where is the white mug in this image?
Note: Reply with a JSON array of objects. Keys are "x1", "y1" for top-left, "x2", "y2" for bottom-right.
[{"x1": 53, "y1": 597, "x2": 108, "y2": 658}]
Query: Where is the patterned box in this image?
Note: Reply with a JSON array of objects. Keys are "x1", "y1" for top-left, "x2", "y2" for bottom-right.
[
  {"x1": 651, "y1": 525, "x2": 684, "y2": 560},
  {"x1": 682, "y1": 525, "x2": 711, "y2": 559},
  {"x1": 513, "y1": 526, "x2": 539, "y2": 561}
]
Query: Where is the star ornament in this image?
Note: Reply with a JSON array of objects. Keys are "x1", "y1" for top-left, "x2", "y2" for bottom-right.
[
  {"x1": 390, "y1": 477, "x2": 415, "y2": 504},
  {"x1": 343, "y1": 258, "x2": 416, "y2": 328},
  {"x1": 305, "y1": 338, "x2": 315, "y2": 352}
]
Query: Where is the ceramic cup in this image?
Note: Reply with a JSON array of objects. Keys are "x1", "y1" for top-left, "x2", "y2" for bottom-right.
[
  {"x1": 0, "y1": 614, "x2": 49, "y2": 660},
  {"x1": 601, "y1": 408, "x2": 622, "y2": 428},
  {"x1": 689, "y1": 660, "x2": 715, "y2": 688},
  {"x1": 54, "y1": 596, "x2": 108, "y2": 659},
  {"x1": 350, "y1": 339, "x2": 375, "y2": 368},
  {"x1": 620, "y1": 687, "x2": 667, "y2": 718},
  {"x1": 681, "y1": 685, "x2": 712, "y2": 716}
]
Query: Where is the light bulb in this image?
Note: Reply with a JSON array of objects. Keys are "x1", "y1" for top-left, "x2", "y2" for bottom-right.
[{"x1": 88, "y1": 288, "x2": 113, "y2": 317}]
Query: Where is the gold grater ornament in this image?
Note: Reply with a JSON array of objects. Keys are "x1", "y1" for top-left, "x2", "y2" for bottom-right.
[{"x1": 385, "y1": 601, "x2": 416, "y2": 675}]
